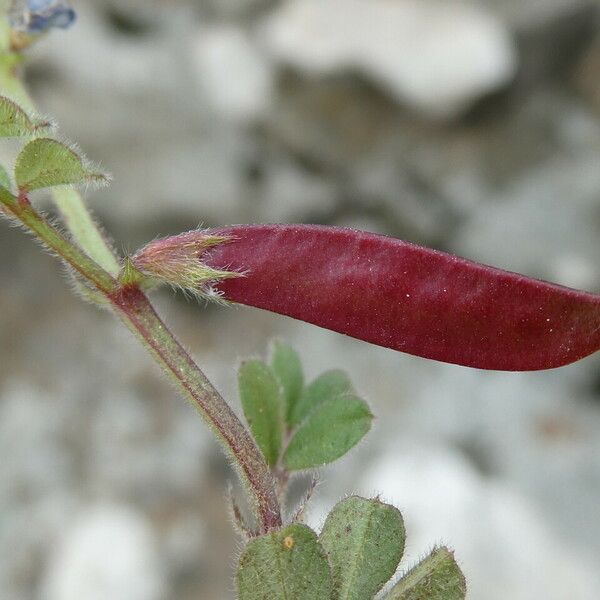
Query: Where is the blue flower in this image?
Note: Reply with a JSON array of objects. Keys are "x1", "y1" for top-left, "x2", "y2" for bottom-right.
[
  {"x1": 26, "y1": 0, "x2": 55, "y2": 9},
  {"x1": 10, "y1": 0, "x2": 76, "y2": 34}
]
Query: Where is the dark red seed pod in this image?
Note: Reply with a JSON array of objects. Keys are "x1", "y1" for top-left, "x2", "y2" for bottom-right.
[{"x1": 203, "y1": 224, "x2": 600, "y2": 371}]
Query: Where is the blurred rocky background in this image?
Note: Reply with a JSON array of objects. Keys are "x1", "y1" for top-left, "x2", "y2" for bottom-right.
[{"x1": 1, "y1": 0, "x2": 600, "y2": 598}]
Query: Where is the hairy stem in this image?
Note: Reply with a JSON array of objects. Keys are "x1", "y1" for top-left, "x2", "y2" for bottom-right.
[
  {"x1": 3, "y1": 189, "x2": 115, "y2": 292},
  {"x1": 0, "y1": 187, "x2": 281, "y2": 533},
  {"x1": 110, "y1": 285, "x2": 281, "y2": 532}
]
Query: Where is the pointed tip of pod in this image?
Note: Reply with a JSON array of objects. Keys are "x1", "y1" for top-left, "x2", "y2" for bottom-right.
[{"x1": 203, "y1": 224, "x2": 600, "y2": 371}]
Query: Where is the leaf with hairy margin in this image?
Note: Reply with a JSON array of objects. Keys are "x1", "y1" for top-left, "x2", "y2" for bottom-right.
[
  {"x1": 386, "y1": 547, "x2": 466, "y2": 600},
  {"x1": 320, "y1": 496, "x2": 405, "y2": 600},
  {"x1": 14, "y1": 138, "x2": 108, "y2": 192},
  {"x1": 236, "y1": 523, "x2": 333, "y2": 600},
  {"x1": 0, "y1": 95, "x2": 50, "y2": 137}
]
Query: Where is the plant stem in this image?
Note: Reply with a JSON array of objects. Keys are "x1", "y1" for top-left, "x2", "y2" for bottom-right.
[
  {"x1": 110, "y1": 284, "x2": 281, "y2": 532},
  {"x1": 0, "y1": 187, "x2": 281, "y2": 533},
  {"x1": 3, "y1": 189, "x2": 115, "y2": 292}
]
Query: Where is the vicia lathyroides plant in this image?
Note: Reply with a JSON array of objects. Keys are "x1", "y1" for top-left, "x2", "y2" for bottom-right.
[{"x1": 0, "y1": 4, "x2": 598, "y2": 598}]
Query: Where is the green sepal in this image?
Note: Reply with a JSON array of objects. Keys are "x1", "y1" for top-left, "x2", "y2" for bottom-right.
[
  {"x1": 14, "y1": 138, "x2": 109, "y2": 192},
  {"x1": 236, "y1": 523, "x2": 334, "y2": 600},
  {"x1": 270, "y1": 340, "x2": 303, "y2": 424},
  {"x1": 385, "y1": 547, "x2": 466, "y2": 600},
  {"x1": 290, "y1": 369, "x2": 353, "y2": 427},
  {"x1": 0, "y1": 94, "x2": 50, "y2": 137},
  {"x1": 320, "y1": 496, "x2": 405, "y2": 600},
  {"x1": 238, "y1": 360, "x2": 284, "y2": 466},
  {"x1": 119, "y1": 257, "x2": 147, "y2": 287},
  {"x1": 283, "y1": 395, "x2": 372, "y2": 470}
]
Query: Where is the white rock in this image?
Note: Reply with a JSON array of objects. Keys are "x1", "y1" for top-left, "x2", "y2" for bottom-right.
[
  {"x1": 358, "y1": 444, "x2": 600, "y2": 600},
  {"x1": 192, "y1": 25, "x2": 274, "y2": 122},
  {"x1": 42, "y1": 505, "x2": 166, "y2": 600},
  {"x1": 263, "y1": 0, "x2": 517, "y2": 119},
  {"x1": 454, "y1": 155, "x2": 600, "y2": 291},
  {"x1": 258, "y1": 155, "x2": 338, "y2": 222}
]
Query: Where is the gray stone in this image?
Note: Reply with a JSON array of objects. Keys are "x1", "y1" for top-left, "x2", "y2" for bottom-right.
[{"x1": 263, "y1": 0, "x2": 517, "y2": 119}]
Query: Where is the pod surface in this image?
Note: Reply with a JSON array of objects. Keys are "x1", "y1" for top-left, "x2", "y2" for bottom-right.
[{"x1": 206, "y1": 224, "x2": 600, "y2": 371}]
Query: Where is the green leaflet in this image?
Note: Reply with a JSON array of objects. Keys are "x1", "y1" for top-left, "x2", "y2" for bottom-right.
[
  {"x1": 283, "y1": 395, "x2": 372, "y2": 470},
  {"x1": 236, "y1": 523, "x2": 333, "y2": 600},
  {"x1": 290, "y1": 369, "x2": 354, "y2": 427},
  {"x1": 386, "y1": 547, "x2": 466, "y2": 600},
  {"x1": 240, "y1": 343, "x2": 369, "y2": 471},
  {"x1": 14, "y1": 138, "x2": 109, "y2": 192},
  {"x1": 238, "y1": 360, "x2": 284, "y2": 466},
  {"x1": 320, "y1": 496, "x2": 406, "y2": 600},
  {"x1": 270, "y1": 340, "x2": 303, "y2": 424},
  {"x1": 0, "y1": 95, "x2": 50, "y2": 137}
]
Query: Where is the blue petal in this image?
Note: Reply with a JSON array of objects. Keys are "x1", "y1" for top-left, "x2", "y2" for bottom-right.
[
  {"x1": 10, "y1": 1, "x2": 77, "y2": 33},
  {"x1": 27, "y1": 8, "x2": 76, "y2": 32},
  {"x1": 26, "y1": 0, "x2": 54, "y2": 10},
  {"x1": 46, "y1": 6, "x2": 76, "y2": 29}
]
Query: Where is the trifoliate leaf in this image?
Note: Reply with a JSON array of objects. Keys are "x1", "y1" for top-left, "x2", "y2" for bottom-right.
[
  {"x1": 238, "y1": 360, "x2": 284, "y2": 466},
  {"x1": 270, "y1": 340, "x2": 303, "y2": 424},
  {"x1": 320, "y1": 496, "x2": 405, "y2": 600},
  {"x1": 236, "y1": 523, "x2": 333, "y2": 600},
  {"x1": 386, "y1": 547, "x2": 466, "y2": 600},
  {"x1": 283, "y1": 395, "x2": 372, "y2": 470},
  {"x1": 290, "y1": 369, "x2": 353, "y2": 427},
  {"x1": 0, "y1": 95, "x2": 50, "y2": 137},
  {"x1": 14, "y1": 138, "x2": 108, "y2": 192}
]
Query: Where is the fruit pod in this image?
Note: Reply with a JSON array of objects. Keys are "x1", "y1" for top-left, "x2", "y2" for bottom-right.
[{"x1": 204, "y1": 224, "x2": 600, "y2": 371}]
